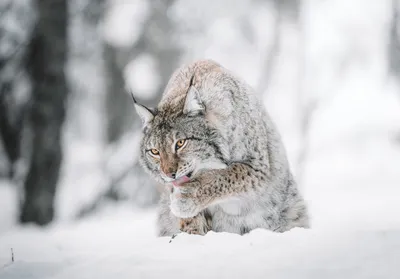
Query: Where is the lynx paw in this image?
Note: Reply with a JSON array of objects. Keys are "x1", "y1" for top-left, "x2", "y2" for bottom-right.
[
  {"x1": 170, "y1": 195, "x2": 201, "y2": 218},
  {"x1": 179, "y1": 219, "x2": 203, "y2": 235},
  {"x1": 179, "y1": 215, "x2": 211, "y2": 235},
  {"x1": 170, "y1": 188, "x2": 201, "y2": 218}
]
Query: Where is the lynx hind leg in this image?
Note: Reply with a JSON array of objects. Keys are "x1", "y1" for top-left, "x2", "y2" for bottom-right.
[
  {"x1": 179, "y1": 211, "x2": 212, "y2": 235},
  {"x1": 279, "y1": 175, "x2": 310, "y2": 232}
]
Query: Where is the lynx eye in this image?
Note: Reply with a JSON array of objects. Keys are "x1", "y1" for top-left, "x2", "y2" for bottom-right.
[
  {"x1": 175, "y1": 139, "x2": 187, "y2": 150},
  {"x1": 149, "y1": 148, "x2": 160, "y2": 156}
]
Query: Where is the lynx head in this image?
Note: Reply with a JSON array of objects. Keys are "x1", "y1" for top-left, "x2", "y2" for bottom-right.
[{"x1": 131, "y1": 81, "x2": 227, "y2": 186}]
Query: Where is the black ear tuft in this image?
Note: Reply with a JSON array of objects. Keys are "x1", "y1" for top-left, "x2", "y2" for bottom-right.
[
  {"x1": 128, "y1": 90, "x2": 155, "y2": 127},
  {"x1": 129, "y1": 90, "x2": 137, "y2": 104}
]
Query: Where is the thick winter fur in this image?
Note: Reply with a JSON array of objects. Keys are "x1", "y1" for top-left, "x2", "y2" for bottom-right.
[{"x1": 135, "y1": 60, "x2": 309, "y2": 236}]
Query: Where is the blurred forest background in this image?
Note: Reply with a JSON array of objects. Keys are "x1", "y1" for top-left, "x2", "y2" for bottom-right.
[{"x1": 1, "y1": 0, "x2": 400, "y2": 230}]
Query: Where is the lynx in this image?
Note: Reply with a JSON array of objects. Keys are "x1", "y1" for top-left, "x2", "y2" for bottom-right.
[{"x1": 133, "y1": 60, "x2": 309, "y2": 236}]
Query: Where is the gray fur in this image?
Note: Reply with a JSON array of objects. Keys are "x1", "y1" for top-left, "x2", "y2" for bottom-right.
[{"x1": 134, "y1": 60, "x2": 309, "y2": 236}]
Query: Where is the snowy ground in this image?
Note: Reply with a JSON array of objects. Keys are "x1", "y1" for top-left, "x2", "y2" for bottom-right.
[{"x1": 0, "y1": 205, "x2": 400, "y2": 279}]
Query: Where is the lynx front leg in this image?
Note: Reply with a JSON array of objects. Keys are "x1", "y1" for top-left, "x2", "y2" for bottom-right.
[
  {"x1": 179, "y1": 211, "x2": 212, "y2": 235},
  {"x1": 158, "y1": 191, "x2": 212, "y2": 237},
  {"x1": 170, "y1": 162, "x2": 268, "y2": 218}
]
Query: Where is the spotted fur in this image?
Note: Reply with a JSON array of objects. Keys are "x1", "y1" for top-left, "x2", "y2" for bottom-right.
[{"x1": 134, "y1": 60, "x2": 309, "y2": 236}]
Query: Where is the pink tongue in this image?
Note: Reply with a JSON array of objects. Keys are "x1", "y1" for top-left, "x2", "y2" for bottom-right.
[{"x1": 172, "y1": 175, "x2": 190, "y2": 187}]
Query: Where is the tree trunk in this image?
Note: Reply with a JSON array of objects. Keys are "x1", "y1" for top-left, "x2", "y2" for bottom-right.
[
  {"x1": 389, "y1": 0, "x2": 400, "y2": 77},
  {"x1": 0, "y1": 82, "x2": 20, "y2": 177},
  {"x1": 104, "y1": 44, "x2": 132, "y2": 143},
  {"x1": 0, "y1": 0, "x2": 34, "y2": 178},
  {"x1": 20, "y1": 0, "x2": 68, "y2": 225}
]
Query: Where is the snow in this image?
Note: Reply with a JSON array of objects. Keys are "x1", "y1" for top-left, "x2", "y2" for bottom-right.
[
  {"x1": 0, "y1": 181, "x2": 17, "y2": 233},
  {"x1": 0, "y1": 207, "x2": 400, "y2": 278}
]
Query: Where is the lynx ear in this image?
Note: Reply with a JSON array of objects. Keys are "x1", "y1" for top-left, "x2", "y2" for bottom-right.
[
  {"x1": 183, "y1": 86, "x2": 205, "y2": 116},
  {"x1": 130, "y1": 91, "x2": 154, "y2": 127}
]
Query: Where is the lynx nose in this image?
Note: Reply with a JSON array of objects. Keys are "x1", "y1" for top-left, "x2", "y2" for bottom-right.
[{"x1": 166, "y1": 173, "x2": 176, "y2": 179}]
